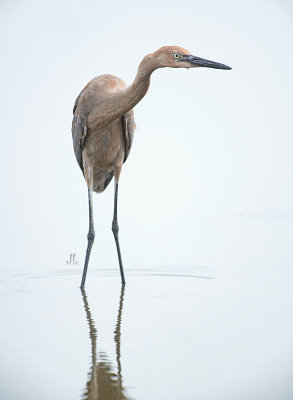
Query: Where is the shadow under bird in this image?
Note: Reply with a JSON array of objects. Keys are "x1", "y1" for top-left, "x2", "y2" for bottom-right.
[{"x1": 72, "y1": 46, "x2": 232, "y2": 288}]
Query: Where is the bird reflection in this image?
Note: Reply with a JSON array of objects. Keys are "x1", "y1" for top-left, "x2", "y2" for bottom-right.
[{"x1": 81, "y1": 286, "x2": 131, "y2": 400}]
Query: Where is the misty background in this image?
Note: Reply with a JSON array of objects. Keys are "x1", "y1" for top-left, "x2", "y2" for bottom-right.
[{"x1": 0, "y1": 0, "x2": 292, "y2": 276}]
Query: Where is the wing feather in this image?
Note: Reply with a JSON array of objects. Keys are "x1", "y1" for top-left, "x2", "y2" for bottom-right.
[
  {"x1": 72, "y1": 109, "x2": 87, "y2": 173},
  {"x1": 122, "y1": 110, "x2": 136, "y2": 163}
]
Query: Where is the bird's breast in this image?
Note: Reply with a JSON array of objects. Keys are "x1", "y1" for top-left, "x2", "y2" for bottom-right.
[{"x1": 82, "y1": 119, "x2": 125, "y2": 171}]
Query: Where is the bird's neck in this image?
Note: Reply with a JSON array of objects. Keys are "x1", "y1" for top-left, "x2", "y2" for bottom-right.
[
  {"x1": 97, "y1": 54, "x2": 157, "y2": 127},
  {"x1": 119, "y1": 54, "x2": 157, "y2": 115}
]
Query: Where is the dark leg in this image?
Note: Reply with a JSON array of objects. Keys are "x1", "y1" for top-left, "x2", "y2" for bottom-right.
[
  {"x1": 80, "y1": 187, "x2": 95, "y2": 289},
  {"x1": 112, "y1": 182, "x2": 126, "y2": 284}
]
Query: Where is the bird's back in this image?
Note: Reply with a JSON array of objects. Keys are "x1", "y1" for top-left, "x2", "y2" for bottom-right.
[{"x1": 74, "y1": 75, "x2": 126, "y2": 116}]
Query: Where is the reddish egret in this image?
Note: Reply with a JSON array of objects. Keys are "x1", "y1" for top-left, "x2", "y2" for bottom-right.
[{"x1": 72, "y1": 46, "x2": 231, "y2": 288}]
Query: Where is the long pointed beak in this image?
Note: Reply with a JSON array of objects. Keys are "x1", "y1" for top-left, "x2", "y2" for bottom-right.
[{"x1": 183, "y1": 55, "x2": 232, "y2": 70}]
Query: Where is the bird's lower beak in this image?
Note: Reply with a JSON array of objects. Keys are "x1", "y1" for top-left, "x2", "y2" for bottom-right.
[{"x1": 183, "y1": 55, "x2": 232, "y2": 70}]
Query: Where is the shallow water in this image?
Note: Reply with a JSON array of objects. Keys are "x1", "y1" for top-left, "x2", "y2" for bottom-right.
[{"x1": 1, "y1": 264, "x2": 293, "y2": 400}]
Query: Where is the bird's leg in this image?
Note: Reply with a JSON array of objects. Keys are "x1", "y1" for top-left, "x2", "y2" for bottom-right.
[
  {"x1": 80, "y1": 187, "x2": 95, "y2": 289},
  {"x1": 112, "y1": 181, "x2": 126, "y2": 284}
]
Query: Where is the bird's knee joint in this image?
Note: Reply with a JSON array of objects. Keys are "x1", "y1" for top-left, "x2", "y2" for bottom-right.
[
  {"x1": 87, "y1": 230, "x2": 95, "y2": 241},
  {"x1": 112, "y1": 220, "x2": 119, "y2": 234}
]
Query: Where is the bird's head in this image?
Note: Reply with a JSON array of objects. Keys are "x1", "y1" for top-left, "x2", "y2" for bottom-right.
[{"x1": 151, "y1": 46, "x2": 231, "y2": 70}]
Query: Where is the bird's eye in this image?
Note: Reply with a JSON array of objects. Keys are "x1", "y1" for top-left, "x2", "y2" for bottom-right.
[{"x1": 173, "y1": 53, "x2": 180, "y2": 59}]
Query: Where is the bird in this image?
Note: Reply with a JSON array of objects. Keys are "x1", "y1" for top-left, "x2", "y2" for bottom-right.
[{"x1": 72, "y1": 46, "x2": 231, "y2": 289}]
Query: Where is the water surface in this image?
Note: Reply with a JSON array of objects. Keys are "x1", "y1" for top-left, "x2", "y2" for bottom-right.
[{"x1": 1, "y1": 265, "x2": 293, "y2": 399}]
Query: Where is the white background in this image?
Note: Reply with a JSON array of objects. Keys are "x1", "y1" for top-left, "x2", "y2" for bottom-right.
[{"x1": 1, "y1": 0, "x2": 292, "y2": 275}]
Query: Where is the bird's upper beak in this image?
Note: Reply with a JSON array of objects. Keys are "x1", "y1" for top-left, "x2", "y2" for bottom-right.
[{"x1": 181, "y1": 55, "x2": 232, "y2": 70}]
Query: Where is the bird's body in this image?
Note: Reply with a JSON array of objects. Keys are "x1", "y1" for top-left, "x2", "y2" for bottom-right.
[
  {"x1": 73, "y1": 74, "x2": 136, "y2": 193},
  {"x1": 72, "y1": 46, "x2": 231, "y2": 288}
]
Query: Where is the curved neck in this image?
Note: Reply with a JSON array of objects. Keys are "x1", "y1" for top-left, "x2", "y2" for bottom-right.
[
  {"x1": 119, "y1": 54, "x2": 157, "y2": 114},
  {"x1": 134, "y1": 54, "x2": 157, "y2": 85},
  {"x1": 97, "y1": 54, "x2": 158, "y2": 127}
]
